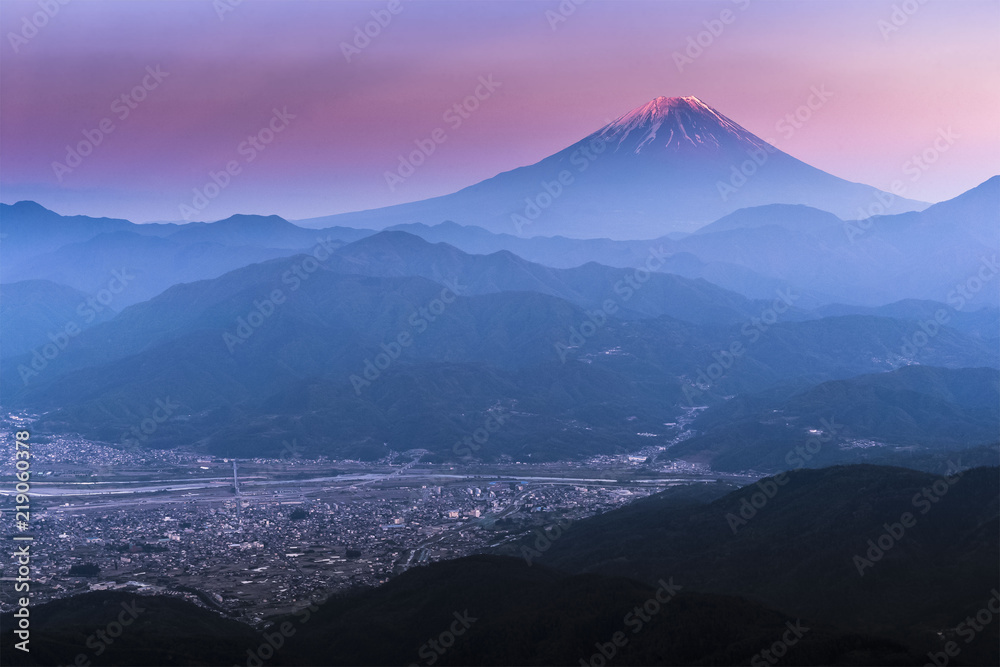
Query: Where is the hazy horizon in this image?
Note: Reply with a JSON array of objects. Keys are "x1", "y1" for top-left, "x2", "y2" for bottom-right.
[{"x1": 1, "y1": 0, "x2": 998, "y2": 225}]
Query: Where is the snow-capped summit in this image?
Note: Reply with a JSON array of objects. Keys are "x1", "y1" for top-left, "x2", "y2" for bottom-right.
[
  {"x1": 603, "y1": 95, "x2": 709, "y2": 130},
  {"x1": 596, "y1": 96, "x2": 771, "y2": 155},
  {"x1": 304, "y1": 95, "x2": 927, "y2": 238}
]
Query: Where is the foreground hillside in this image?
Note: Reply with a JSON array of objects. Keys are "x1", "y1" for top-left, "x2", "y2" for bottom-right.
[
  {"x1": 507, "y1": 465, "x2": 1000, "y2": 664},
  {"x1": 4, "y1": 464, "x2": 996, "y2": 666}
]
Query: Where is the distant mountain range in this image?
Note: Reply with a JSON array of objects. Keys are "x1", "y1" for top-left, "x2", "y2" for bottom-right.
[
  {"x1": 5, "y1": 176, "x2": 994, "y2": 312},
  {"x1": 294, "y1": 96, "x2": 928, "y2": 238},
  {"x1": 0, "y1": 279, "x2": 117, "y2": 359},
  {"x1": 370, "y1": 177, "x2": 1000, "y2": 308},
  {"x1": 0, "y1": 201, "x2": 370, "y2": 307},
  {"x1": 669, "y1": 365, "x2": 1000, "y2": 471},
  {"x1": 3, "y1": 230, "x2": 995, "y2": 462}
]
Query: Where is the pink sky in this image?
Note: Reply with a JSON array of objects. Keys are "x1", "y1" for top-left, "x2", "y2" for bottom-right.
[{"x1": 1, "y1": 0, "x2": 997, "y2": 223}]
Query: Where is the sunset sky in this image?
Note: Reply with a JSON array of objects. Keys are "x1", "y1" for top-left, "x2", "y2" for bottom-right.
[{"x1": 1, "y1": 0, "x2": 997, "y2": 223}]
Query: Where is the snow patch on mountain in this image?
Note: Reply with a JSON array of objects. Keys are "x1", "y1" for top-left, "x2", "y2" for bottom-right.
[{"x1": 596, "y1": 96, "x2": 771, "y2": 154}]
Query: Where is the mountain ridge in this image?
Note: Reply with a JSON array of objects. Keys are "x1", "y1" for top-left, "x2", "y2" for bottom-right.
[{"x1": 292, "y1": 95, "x2": 928, "y2": 238}]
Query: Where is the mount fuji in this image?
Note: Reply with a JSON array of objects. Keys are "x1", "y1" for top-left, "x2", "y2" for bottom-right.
[{"x1": 299, "y1": 96, "x2": 928, "y2": 239}]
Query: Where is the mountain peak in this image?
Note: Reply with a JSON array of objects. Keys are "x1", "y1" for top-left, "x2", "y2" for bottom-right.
[
  {"x1": 213, "y1": 213, "x2": 291, "y2": 228},
  {"x1": 597, "y1": 95, "x2": 771, "y2": 156},
  {"x1": 10, "y1": 200, "x2": 50, "y2": 211},
  {"x1": 4, "y1": 200, "x2": 57, "y2": 218},
  {"x1": 642, "y1": 95, "x2": 709, "y2": 115}
]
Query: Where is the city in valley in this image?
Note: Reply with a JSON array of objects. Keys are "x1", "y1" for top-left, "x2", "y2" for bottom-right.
[{"x1": 0, "y1": 413, "x2": 748, "y2": 626}]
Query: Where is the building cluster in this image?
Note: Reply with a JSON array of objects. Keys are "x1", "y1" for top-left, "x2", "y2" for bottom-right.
[
  {"x1": 1, "y1": 415, "x2": 719, "y2": 624},
  {"x1": 1, "y1": 467, "x2": 660, "y2": 624}
]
